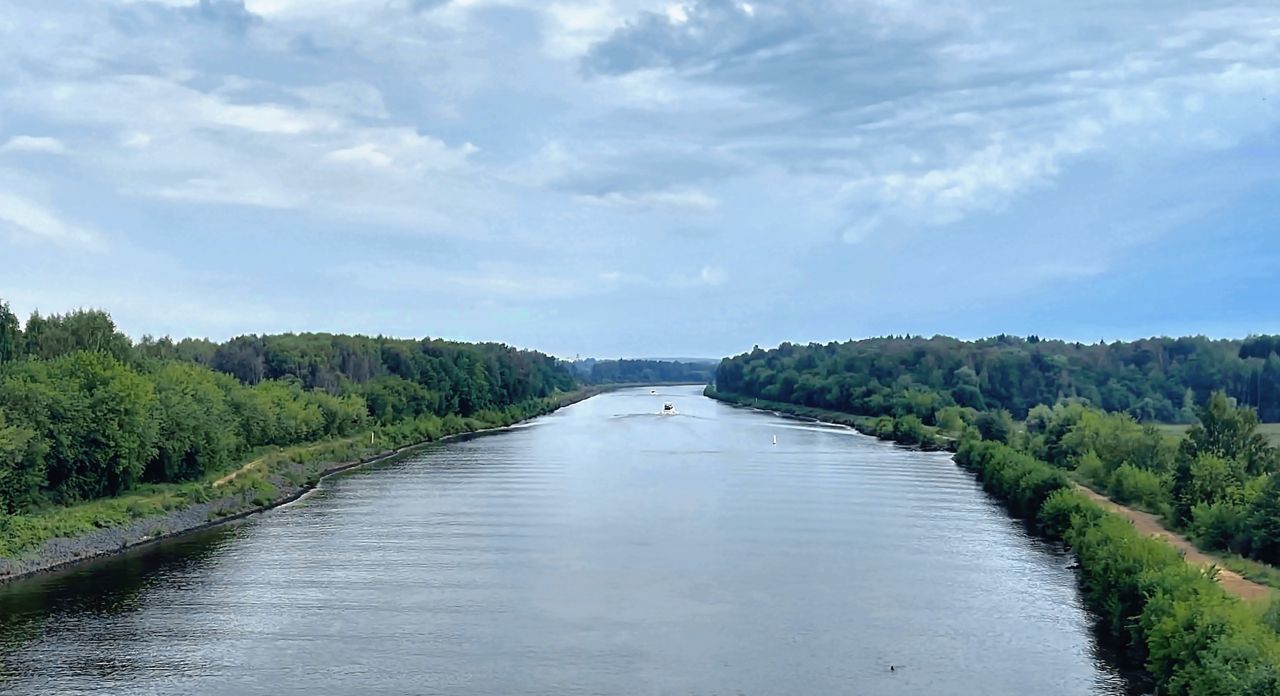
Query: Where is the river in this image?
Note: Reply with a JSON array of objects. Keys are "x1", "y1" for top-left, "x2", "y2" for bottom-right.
[{"x1": 0, "y1": 386, "x2": 1137, "y2": 695}]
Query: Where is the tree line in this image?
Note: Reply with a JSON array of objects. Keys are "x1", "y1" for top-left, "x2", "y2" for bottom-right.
[
  {"x1": 570, "y1": 358, "x2": 715, "y2": 385},
  {"x1": 714, "y1": 336, "x2": 1280, "y2": 566},
  {"x1": 716, "y1": 334, "x2": 1280, "y2": 423},
  {"x1": 0, "y1": 301, "x2": 576, "y2": 514}
]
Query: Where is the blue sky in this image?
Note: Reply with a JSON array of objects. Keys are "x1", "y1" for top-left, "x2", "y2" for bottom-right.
[{"x1": 1, "y1": 0, "x2": 1277, "y2": 358}]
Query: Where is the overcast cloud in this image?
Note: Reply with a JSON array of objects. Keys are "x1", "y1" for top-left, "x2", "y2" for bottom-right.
[{"x1": 1, "y1": 0, "x2": 1277, "y2": 356}]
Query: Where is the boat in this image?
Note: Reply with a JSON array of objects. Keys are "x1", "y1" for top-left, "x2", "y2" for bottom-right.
[
  {"x1": 662, "y1": 402, "x2": 676, "y2": 415},
  {"x1": 650, "y1": 389, "x2": 657, "y2": 395}
]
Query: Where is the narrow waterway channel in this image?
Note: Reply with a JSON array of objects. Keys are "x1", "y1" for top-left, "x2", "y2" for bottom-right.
[{"x1": 0, "y1": 386, "x2": 1138, "y2": 695}]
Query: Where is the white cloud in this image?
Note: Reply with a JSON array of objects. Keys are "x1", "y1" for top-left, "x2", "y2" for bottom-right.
[
  {"x1": 698, "y1": 265, "x2": 727, "y2": 285},
  {"x1": 332, "y1": 260, "x2": 588, "y2": 302},
  {"x1": 326, "y1": 144, "x2": 395, "y2": 168},
  {"x1": 0, "y1": 191, "x2": 102, "y2": 250},
  {"x1": 579, "y1": 188, "x2": 719, "y2": 211},
  {"x1": 26, "y1": 75, "x2": 336, "y2": 136},
  {"x1": 0, "y1": 135, "x2": 67, "y2": 154},
  {"x1": 144, "y1": 176, "x2": 304, "y2": 208},
  {"x1": 324, "y1": 131, "x2": 477, "y2": 172},
  {"x1": 9, "y1": 70, "x2": 485, "y2": 223},
  {"x1": 2, "y1": 0, "x2": 1279, "y2": 353},
  {"x1": 121, "y1": 132, "x2": 153, "y2": 148}
]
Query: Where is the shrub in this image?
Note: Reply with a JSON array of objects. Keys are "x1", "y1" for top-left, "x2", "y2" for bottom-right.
[
  {"x1": 892, "y1": 415, "x2": 926, "y2": 446},
  {"x1": 1189, "y1": 501, "x2": 1251, "y2": 554},
  {"x1": 1108, "y1": 463, "x2": 1170, "y2": 514}
]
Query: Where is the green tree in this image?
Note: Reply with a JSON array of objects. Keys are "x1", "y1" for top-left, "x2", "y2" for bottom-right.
[
  {"x1": 1247, "y1": 475, "x2": 1280, "y2": 564},
  {"x1": 1181, "y1": 392, "x2": 1276, "y2": 476},
  {"x1": 146, "y1": 363, "x2": 244, "y2": 482},
  {"x1": 21, "y1": 309, "x2": 132, "y2": 362},
  {"x1": 975, "y1": 409, "x2": 1014, "y2": 443},
  {"x1": 892, "y1": 414, "x2": 927, "y2": 446},
  {"x1": 0, "y1": 352, "x2": 158, "y2": 501},
  {"x1": 0, "y1": 300, "x2": 21, "y2": 364},
  {"x1": 0, "y1": 408, "x2": 46, "y2": 512}
]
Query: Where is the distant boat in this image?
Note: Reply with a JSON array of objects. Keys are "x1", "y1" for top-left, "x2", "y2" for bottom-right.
[
  {"x1": 772, "y1": 435, "x2": 777, "y2": 446},
  {"x1": 662, "y1": 402, "x2": 676, "y2": 415},
  {"x1": 650, "y1": 389, "x2": 657, "y2": 395}
]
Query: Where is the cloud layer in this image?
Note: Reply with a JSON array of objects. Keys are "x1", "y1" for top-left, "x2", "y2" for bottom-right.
[{"x1": 1, "y1": 0, "x2": 1277, "y2": 355}]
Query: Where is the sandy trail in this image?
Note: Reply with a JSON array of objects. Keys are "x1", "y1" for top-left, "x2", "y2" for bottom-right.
[{"x1": 1074, "y1": 485, "x2": 1272, "y2": 602}]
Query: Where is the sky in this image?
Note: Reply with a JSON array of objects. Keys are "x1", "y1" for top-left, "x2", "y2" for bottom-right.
[{"x1": 1, "y1": 0, "x2": 1278, "y2": 359}]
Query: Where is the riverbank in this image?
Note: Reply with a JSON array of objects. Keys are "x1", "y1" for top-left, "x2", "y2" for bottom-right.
[
  {"x1": 956, "y1": 438, "x2": 1280, "y2": 690},
  {"x1": 704, "y1": 387, "x2": 956, "y2": 451},
  {"x1": 0, "y1": 388, "x2": 601, "y2": 584},
  {"x1": 706, "y1": 387, "x2": 1280, "y2": 596},
  {"x1": 1073, "y1": 483, "x2": 1272, "y2": 601},
  {"x1": 709, "y1": 386, "x2": 1280, "y2": 688}
]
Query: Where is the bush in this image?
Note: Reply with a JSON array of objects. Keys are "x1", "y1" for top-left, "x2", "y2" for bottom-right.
[
  {"x1": 892, "y1": 415, "x2": 926, "y2": 446},
  {"x1": 1108, "y1": 463, "x2": 1170, "y2": 514},
  {"x1": 962, "y1": 439, "x2": 1280, "y2": 693},
  {"x1": 1038, "y1": 488, "x2": 1103, "y2": 538},
  {"x1": 975, "y1": 409, "x2": 1014, "y2": 443},
  {"x1": 1074, "y1": 450, "x2": 1107, "y2": 486},
  {"x1": 1189, "y1": 501, "x2": 1251, "y2": 554},
  {"x1": 956, "y1": 439, "x2": 1071, "y2": 517}
]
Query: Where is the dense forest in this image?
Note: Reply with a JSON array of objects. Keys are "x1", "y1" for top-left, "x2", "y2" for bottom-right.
[
  {"x1": 0, "y1": 301, "x2": 576, "y2": 515},
  {"x1": 715, "y1": 334, "x2": 1280, "y2": 423},
  {"x1": 570, "y1": 358, "x2": 715, "y2": 385}
]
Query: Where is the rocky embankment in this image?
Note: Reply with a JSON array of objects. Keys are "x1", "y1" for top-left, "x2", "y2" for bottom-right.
[{"x1": 0, "y1": 446, "x2": 410, "y2": 583}]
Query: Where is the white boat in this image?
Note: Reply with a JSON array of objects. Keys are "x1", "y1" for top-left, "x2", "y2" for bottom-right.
[
  {"x1": 650, "y1": 389, "x2": 657, "y2": 395},
  {"x1": 662, "y1": 402, "x2": 677, "y2": 415}
]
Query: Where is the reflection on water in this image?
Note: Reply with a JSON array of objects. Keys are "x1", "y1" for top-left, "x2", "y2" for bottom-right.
[{"x1": 0, "y1": 386, "x2": 1140, "y2": 695}]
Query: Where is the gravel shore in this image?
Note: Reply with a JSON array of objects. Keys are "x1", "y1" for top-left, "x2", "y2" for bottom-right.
[{"x1": 0, "y1": 439, "x2": 435, "y2": 583}]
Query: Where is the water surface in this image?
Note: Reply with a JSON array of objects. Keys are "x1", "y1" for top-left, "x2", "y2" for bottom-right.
[{"x1": 0, "y1": 386, "x2": 1136, "y2": 694}]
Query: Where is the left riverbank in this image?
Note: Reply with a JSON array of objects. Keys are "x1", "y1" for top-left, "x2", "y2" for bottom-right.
[{"x1": 0, "y1": 388, "x2": 602, "y2": 584}]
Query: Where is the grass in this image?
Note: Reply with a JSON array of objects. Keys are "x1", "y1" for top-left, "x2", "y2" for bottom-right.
[
  {"x1": 0, "y1": 436, "x2": 394, "y2": 559},
  {"x1": 1152, "y1": 422, "x2": 1280, "y2": 447},
  {"x1": 0, "y1": 480, "x2": 212, "y2": 558},
  {"x1": 1212, "y1": 552, "x2": 1280, "y2": 593}
]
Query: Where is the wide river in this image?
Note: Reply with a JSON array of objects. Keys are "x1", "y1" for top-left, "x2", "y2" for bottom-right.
[{"x1": 1, "y1": 386, "x2": 1138, "y2": 695}]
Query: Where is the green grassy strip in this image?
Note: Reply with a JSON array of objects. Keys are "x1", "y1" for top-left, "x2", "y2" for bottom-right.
[
  {"x1": 1152, "y1": 422, "x2": 1280, "y2": 448},
  {"x1": 1212, "y1": 553, "x2": 1280, "y2": 593}
]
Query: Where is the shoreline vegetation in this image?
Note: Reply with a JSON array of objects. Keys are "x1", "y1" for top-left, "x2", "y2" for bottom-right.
[
  {"x1": 711, "y1": 332, "x2": 1280, "y2": 693},
  {"x1": 705, "y1": 387, "x2": 1280, "y2": 596},
  {"x1": 0, "y1": 299, "x2": 601, "y2": 582},
  {"x1": 704, "y1": 387, "x2": 958, "y2": 451},
  {"x1": 0, "y1": 388, "x2": 600, "y2": 583}
]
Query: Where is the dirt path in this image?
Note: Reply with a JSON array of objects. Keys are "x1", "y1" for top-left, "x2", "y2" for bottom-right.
[
  {"x1": 213, "y1": 437, "x2": 362, "y2": 488},
  {"x1": 1074, "y1": 485, "x2": 1272, "y2": 602}
]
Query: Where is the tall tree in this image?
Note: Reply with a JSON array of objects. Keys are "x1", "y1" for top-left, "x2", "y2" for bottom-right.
[{"x1": 0, "y1": 300, "x2": 21, "y2": 364}]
